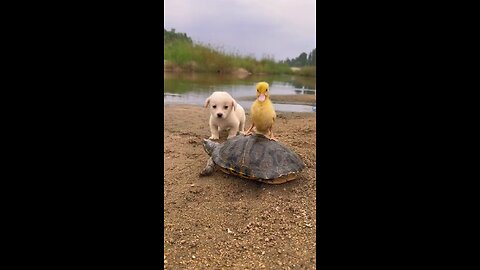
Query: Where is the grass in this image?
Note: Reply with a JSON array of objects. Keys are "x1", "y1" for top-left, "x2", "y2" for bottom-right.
[
  {"x1": 164, "y1": 40, "x2": 294, "y2": 75},
  {"x1": 291, "y1": 66, "x2": 316, "y2": 77}
]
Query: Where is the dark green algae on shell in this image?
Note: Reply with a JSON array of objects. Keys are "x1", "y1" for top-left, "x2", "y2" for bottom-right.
[{"x1": 203, "y1": 134, "x2": 305, "y2": 184}]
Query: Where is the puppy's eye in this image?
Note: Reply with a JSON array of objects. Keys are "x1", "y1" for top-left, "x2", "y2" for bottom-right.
[
  {"x1": 224, "y1": 105, "x2": 228, "y2": 109},
  {"x1": 212, "y1": 105, "x2": 216, "y2": 108}
]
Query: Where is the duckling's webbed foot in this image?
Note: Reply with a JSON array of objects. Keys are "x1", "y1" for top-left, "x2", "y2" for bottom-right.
[{"x1": 268, "y1": 129, "x2": 278, "y2": 141}]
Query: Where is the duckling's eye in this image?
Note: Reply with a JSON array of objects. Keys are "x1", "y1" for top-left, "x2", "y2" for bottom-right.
[
  {"x1": 212, "y1": 105, "x2": 216, "y2": 108},
  {"x1": 266, "y1": 89, "x2": 268, "y2": 91},
  {"x1": 224, "y1": 105, "x2": 228, "y2": 109}
]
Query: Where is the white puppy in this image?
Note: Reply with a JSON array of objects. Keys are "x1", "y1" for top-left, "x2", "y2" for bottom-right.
[{"x1": 204, "y1": 91, "x2": 246, "y2": 140}]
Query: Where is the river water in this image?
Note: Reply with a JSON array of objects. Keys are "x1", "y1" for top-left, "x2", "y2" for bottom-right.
[{"x1": 164, "y1": 72, "x2": 316, "y2": 112}]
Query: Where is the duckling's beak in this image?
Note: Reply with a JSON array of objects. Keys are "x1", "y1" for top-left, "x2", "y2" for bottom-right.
[{"x1": 258, "y1": 93, "x2": 266, "y2": 102}]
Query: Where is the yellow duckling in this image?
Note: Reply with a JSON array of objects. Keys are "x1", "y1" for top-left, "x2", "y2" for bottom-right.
[{"x1": 245, "y1": 82, "x2": 277, "y2": 141}]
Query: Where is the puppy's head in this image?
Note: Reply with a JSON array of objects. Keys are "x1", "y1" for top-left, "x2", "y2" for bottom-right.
[{"x1": 204, "y1": 91, "x2": 236, "y2": 119}]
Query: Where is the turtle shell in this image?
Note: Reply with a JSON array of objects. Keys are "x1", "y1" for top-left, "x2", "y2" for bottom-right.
[{"x1": 211, "y1": 134, "x2": 305, "y2": 184}]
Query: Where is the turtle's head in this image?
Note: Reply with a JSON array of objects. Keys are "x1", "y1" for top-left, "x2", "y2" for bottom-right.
[{"x1": 202, "y1": 139, "x2": 219, "y2": 156}]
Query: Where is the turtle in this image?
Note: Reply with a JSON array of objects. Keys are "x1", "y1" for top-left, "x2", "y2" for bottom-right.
[{"x1": 199, "y1": 134, "x2": 305, "y2": 184}]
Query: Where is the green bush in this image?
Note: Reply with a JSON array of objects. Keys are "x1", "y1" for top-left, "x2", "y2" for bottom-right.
[
  {"x1": 164, "y1": 29, "x2": 310, "y2": 75},
  {"x1": 165, "y1": 40, "x2": 294, "y2": 75}
]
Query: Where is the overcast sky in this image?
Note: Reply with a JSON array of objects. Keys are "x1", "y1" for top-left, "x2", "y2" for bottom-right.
[{"x1": 164, "y1": 0, "x2": 316, "y2": 61}]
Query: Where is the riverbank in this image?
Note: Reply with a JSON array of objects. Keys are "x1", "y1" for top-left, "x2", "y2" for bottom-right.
[
  {"x1": 164, "y1": 104, "x2": 316, "y2": 269},
  {"x1": 164, "y1": 40, "x2": 292, "y2": 75},
  {"x1": 164, "y1": 60, "x2": 316, "y2": 77},
  {"x1": 236, "y1": 94, "x2": 316, "y2": 106},
  {"x1": 164, "y1": 29, "x2": 316, "y2": 77}
]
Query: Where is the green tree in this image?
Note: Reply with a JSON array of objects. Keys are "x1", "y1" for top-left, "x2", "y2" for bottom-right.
[
  {"x1": 164, "y1": 28, "x2": 192, "y2": 45},
  {"x1": 310, "y1": 48, "x2": 316, "y2": 66},
  {"x1": 283, "y1": 48, "x2": 316, "y2": 67},
  {"x1": 298, "y1": 52, "x2": 307, "y2": 66}
]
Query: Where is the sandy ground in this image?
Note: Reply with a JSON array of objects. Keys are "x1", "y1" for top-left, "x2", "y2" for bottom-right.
[{"x1": 164, "y1": 104, "x2": 316, "y2": 269}]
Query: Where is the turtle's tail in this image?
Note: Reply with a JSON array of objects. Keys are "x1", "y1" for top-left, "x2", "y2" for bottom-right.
[{"x1": 202, "y1": 139, "x2": 219, "y2": 155}]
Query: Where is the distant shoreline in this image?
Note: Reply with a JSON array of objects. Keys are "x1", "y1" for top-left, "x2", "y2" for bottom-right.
[
  {"x1": 164, "y1": 61, "x2": 315, "y2": 77},
  {"x1": 236, "y1": 94, "x2": 316, "y2": 106}
]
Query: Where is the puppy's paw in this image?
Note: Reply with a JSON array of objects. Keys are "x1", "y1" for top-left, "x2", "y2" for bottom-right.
[{"x1": 208, "y1": 135, "x2": 219, "y2": 140}]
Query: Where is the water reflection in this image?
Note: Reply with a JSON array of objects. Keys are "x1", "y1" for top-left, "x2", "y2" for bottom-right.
[{"x1": 164, "y1": 72, "x2": 316, "y2": 112}]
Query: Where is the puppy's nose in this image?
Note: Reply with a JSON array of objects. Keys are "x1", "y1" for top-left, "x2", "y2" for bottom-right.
[{"x1": 217, "y1": 113, "x2": 223, "y2": 118}]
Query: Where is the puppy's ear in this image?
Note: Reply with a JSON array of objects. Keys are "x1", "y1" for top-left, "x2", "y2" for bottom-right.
[
  {"x1": 231, "y1": 99, "x2": 235, "y2": 111},
  {"x1": 204, "y1": 97, "x2": 210, "y2": 108}
]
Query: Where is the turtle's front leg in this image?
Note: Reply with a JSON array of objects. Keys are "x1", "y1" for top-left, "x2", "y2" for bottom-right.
[{"x1": 199, "y1": 157, "x2": 215, "y2": 176}]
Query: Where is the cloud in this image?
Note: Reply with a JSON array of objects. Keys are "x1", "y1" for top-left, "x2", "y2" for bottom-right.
[{"x1": 164, "y1": 0, "x2": 316, "y2": 60}]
